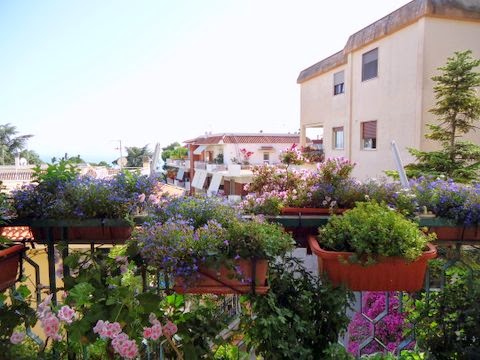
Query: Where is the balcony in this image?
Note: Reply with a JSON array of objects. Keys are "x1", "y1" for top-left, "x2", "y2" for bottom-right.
[{"x1": 166, "y1": 159, "x2": 190, "y2": 168}]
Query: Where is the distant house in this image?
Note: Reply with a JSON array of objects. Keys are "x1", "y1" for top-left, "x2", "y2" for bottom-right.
[
  {"x1": 297, "y1": 0, "x2": 480, "y2": 179},
  {"x1": 165, "y1": 133, "x2": 302, "y2": 197}
]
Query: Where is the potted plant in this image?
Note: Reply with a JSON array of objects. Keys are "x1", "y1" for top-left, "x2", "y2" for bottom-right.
[
  {"x1": 412, "y1": 177, "x2": 480, "y2": 241},
  {"x1": 11, "y1": 159, "x2": 159, "y2": 243},
  {"x1": 308, "y1": 201, "x2": 437, "y2": 291},
  {"x1": 132, "y1": 196, "x2": 294, "y2": 294}
]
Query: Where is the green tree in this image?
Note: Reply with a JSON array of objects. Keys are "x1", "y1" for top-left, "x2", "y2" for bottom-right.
[
  {"x1": 125, "y1": 145, "x2": 152, "y2": 167},
  {"x1": 161, "y1": 142, "x2": 187, "y2": 170},
  {"x1": 405, "y1": 50, "x2": 480, "y2": 183},
  {"x1": 0, "y1": 123, "x2": 33, "y2": 165}
]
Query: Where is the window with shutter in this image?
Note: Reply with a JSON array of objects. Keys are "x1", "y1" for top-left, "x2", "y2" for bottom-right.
[
  {"x1": 361, "y1": 121, "x2": 377, "y2": 149},
  {"x1": 362, "y1": 48, "x2": 378, "y2": 81},
  {"x1": 333, "y1": 71, "x2": 345, "y2": 95}
]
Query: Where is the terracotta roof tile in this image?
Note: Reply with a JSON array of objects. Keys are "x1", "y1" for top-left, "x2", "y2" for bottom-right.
[
  {"x1": 185, "y1": 133, "x2": 301, "y2": 145},
  {"x1": 1, "y1": 226, "x2": 34, "y2": 241}
]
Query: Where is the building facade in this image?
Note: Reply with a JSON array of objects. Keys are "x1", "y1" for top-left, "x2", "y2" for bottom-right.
[
  {"x1": 298, "y1": 0, "x2": 480, "y2": 179},
  {"x1": 166, "y1": 133, "x2": 302, "y2": 197}
]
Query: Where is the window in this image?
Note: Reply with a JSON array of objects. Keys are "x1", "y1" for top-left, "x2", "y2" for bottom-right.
[
  {"x1": 333, "y1": 127, "x2": 344, "y2": 149},
  {"x1": 263, "y1": 152, "x2": 270, "y2": 164},
  {"x1": 362, "y1": 48, "x2": 378, "y2": 81},
  {"x1": 361, "y1": 121, "x2": 377, "y2": 149},
  {"x1": 333, "y1": 71, "x2": 345, "y2": 95}
]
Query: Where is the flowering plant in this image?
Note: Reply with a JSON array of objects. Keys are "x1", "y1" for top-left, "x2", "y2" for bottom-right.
[
  {"x1": 347, "y1": 292, "x2": 413, "y2": 356},
  {"x1": 5, "y1": 242, "x2": 234, "y2": 359},
  {"x1": 11, "y1": 159, "x2": 159, "y2": 221},
  {"x1": 133, "y1": 196, "x2": 294, "y2": 281},
  {"x1": 279, "y1": 143, "x2": 304, "y2": 166},
  {"x1": 411, "y1": 177, "x2": 480, "y2": 225}
]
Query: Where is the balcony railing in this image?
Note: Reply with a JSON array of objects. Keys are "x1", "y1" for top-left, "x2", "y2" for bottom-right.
[{"x1": 166, "y1": 159, "x2": 190, "y2": 168}]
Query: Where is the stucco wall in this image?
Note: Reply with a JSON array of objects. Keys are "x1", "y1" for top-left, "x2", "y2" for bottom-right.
[{"x1": 421, "y1": 17, "x2": 480, "y2": 152}]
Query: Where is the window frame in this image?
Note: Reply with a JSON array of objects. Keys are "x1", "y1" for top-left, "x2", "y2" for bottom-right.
[
  {"x1": 263, "y1": 152, "x2": 270, "y2": 164},
  {"x1": 332, "y1": 126, "x2": 345, "y2": 150},
  {"x1": 362, "y1": 48, "x2": 378, "y2": 82},
  {"x1": 361, "y1": 121, "x2": 377, "y2": 150},
  {"x1": 333, "y1": 70, "x2": 345, "y2": 95}
]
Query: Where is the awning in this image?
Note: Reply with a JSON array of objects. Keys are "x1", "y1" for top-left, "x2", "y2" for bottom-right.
[
  {"x1": 208, "y1": 173, "x2": 223, "y2": 195},
  {"x1": 192, "y1": 169, "x2": 207, "y2": 189},
  {"x1": 193, "y1": 145, "x2": 207, "y2": 155}
]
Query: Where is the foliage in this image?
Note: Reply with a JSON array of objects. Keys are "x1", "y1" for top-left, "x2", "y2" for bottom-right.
[
  {"x1": 405, "y1": 50, "x2": 480, "y2": 183},
  {"x1": 213, "y1": 344, "x2": 249, "y2": 359},
  {"x1": 214, "y1": 153, "x2": 224, "y2": 164},
  {"x1": 318, "y1": 201, "x2": 435, "y2": 263},
  {"x1": 12, "y1": 159, "x2": 159, "y2": 220},
  {"x1": 347, "y1": 292, "x2": 413, "y2": 356},
  {"x1": 125, "y1": 144, "x2": 152, "y2": 168},
  {"x1": 133, "y1": 196, "x2": 294, "y2": 281},
  {"x1": 411, "y1": 176, "x2": 480, "y2": 225},
  {"x1": 0, "y1": 123, "x2": 33, "y2": 165},
  {"x1": 19, "y1": 149, "x2": 42, "y2": 166},
  {"x1": 241, "y1": 256, "x2": 352, "y2": 359},
  {"x1": 407, "y1": 262, "x2": 480, "y2": 359},
  {"x1": 0, "y1": 285, "x2": 37, "y2": 355}
]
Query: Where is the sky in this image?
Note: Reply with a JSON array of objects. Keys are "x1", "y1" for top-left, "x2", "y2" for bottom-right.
[{"x1": 0, "y1": 0, "x2": 410, "y2": 164}]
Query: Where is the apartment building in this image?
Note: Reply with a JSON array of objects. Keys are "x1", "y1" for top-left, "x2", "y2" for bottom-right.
[{"x1": 297, "y1": 0, "x2": 480, "y2": 179}]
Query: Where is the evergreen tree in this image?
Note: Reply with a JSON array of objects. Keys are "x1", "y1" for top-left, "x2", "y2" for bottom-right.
[
  {"x1": 405, "y1": 50, "x2": 480, "y2": 183},
  {"x1": 125, "y1": 145, "x2": 152, "y2": 168}
]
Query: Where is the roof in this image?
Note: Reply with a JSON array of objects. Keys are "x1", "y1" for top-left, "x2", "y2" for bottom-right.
[
  {"x1": 185, "y1": 133, "x2": 302, "y2": 145},
  {"x1": 297, "y1": 0, "x2": 480, "y2": 83},
  {"x1": 1, "y1": 226, "x2": 34, "y2": 241}
]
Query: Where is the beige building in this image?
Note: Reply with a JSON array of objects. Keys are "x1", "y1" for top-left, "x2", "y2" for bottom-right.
[{"x1": 298, "y1": 0, "x2": 480, "y2": 179}]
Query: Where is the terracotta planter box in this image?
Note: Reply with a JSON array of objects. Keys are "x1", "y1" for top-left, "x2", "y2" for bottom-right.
[
  {"x1": 0, "y1": 244, "x2": 26, "y2": 291},
  {"x1": 174, "y1": 259, "x2": 269, "y2": 295},
  {"x1": 31, "y1": 225, "x2": 133, "y2": 244},
  {"x1": 429, "y1": 226, "x2": 480, "y2": 241},
  {"x1": 280, "y1": 207, "x2": 347, "y2": 215},
  {"x1": 308, "y1": 235, "x2": 437, "y2": 292}
]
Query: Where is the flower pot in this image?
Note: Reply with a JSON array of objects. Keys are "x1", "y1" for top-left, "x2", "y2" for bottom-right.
[
  {"x1": 30, "y1": 220, "x2": 133, "y2": 244},
  {"x1": 307, "y1": 235, "x2": 437, "y2": 292},
  {"x1": 174, "y1": 259, "x2": 269, "y2": 295},
  {"x1": 280, "y1": 207, "x2": 347, "y2": 215},
  {"x1": 428, "y1": 226, "x2": 480, "y2": 241},
  {"x1": 0, "y1": 244, "x2": 26, "y2": 291}
]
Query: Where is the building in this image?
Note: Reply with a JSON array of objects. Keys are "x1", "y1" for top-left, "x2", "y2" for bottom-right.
[
  {"x1": 165, "y1": 133, "x2": 302, "y2": 197},
  {"x1": 297, "y1": 0, "x2": 480, "y2": 179}
]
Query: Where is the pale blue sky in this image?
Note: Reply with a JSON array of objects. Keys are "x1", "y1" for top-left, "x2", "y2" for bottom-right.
[{"x1": 0, "y1": 0, "x2": 409, "y2": 163}]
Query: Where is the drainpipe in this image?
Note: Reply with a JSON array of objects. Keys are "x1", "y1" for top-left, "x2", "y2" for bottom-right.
[{"x1": 189, "y1": 143, "x2": 195, "y2": 196}]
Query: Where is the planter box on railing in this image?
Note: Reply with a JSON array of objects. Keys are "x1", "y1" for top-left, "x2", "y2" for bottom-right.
[
  {"x1": 25, "y1": 219, "x2": 133, "y2": 244},
  {"x1": 0, "y1": 244, "x2": 26, "y2": 291},
  {"x1": 174, "y1": 259, "x2": 269, "y2": 295},
  {"x1": 418, "y1": 217, "x2": 480, "y2": 242},
  {"x1": 308, "y1": 235, "x2": 437, "y2": 292}
]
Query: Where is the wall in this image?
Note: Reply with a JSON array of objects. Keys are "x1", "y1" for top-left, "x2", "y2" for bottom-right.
[{"x1": 420, "y1": 17, "x2": 480, "y2": 152}]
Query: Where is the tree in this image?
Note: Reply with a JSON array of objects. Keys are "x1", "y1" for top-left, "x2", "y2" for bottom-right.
[
  {"x1": 0, "y1": 123, "x2": 33, "y2": 165},
  {"x1": 125, "y1": 145, "x2": 152, "y2": 168},
  {"x1": 405, "y1": 50, "x2": 480, "y2": 183},
  {"x1": 161, "y1": 142, "x2": 187, "y2": 170}
]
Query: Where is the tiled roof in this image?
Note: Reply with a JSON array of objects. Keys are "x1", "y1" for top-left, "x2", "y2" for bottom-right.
[
  {"x1": 297, "y1": 0, "x2": 480, "y2": 83},
  {"x1": 1, "y1": 226, "x2": 34, "y2": 241},
  {"x1": 185, "y1": 133, "x2": 301, "y2": 145}
]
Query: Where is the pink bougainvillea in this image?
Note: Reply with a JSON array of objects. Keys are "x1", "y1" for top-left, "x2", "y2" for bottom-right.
[{"x1": 347, "y1": 292, "x2": 414, "y2": 356}]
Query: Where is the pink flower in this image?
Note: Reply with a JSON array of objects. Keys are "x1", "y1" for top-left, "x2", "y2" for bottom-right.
[
  {"x1": 37, "y1": 294, "x2": 53, "y2": 320},
  {"x1": 112, "y1": 333, "x2": 139, "y2": 359},
  {"x1": 41, "y1": 313, "x2": 62, "y2": 341},
  {"x1": 10, "y1": 331, "x2": 25, "y2": 344},
  {"x1": 138, "y1": 193, "x2": 146, "y2": 203},
  {"x1": 143, "y1": 327, "x2": 153, "y2": 339},
  {"x1": 163, "y1": 320, "x2": 177, "y2": 337},
  {"x1": 93, "y1": 320, "x2": 105, "y2": 334},
  {"x1": 58, "y1": 305, "x2": 75, "y2": 324}
]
